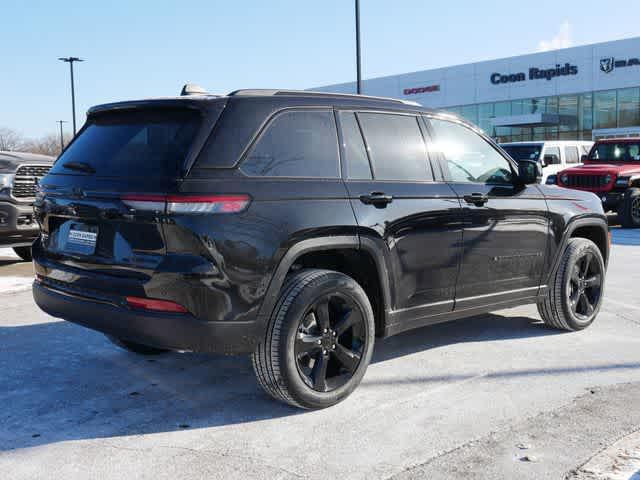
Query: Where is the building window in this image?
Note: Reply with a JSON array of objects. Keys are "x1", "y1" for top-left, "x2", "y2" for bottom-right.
[
  {"x1": 478, "y1": 103, "x2": 494, "y2": 136},
  {"x1": 617, "y1": 88, "x2": 640, "y2": 128},
  {"x1": 460, "y1": 105, "x2": 479, "y2": 125},
  {"x1": 579, "y1": 93, "x2": 593, "y2": 131},
  {"x1": 559, "y1": 95, "x2": 578, "y2": 132},
  {"x1": 594, "y1": 90, "x2": 617, "y2": 129}
]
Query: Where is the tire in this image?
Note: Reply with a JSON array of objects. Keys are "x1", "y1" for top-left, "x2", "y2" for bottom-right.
[
  {"x1": 619, "y1": 188, "x2": 640, "y2": 228},
  {"x1": 252, "y1": 269, "x2": 375, "y2": 409},
  {"x1": 537, "y1": 238, "x2": 605, "y2": 331},
  {"x1": 105, "y1": 335, "x2": 169, "y2": 355},
  {"x1": 12, "y1": 246, "x2": 32, "y2": 262}
]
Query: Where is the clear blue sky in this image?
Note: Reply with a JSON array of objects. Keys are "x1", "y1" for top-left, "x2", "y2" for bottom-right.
[{"x1": 2, "y1": 0, "x2": 638, "y2": 138}]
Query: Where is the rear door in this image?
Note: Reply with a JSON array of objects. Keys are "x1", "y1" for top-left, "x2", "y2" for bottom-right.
[
  {"x1": 35, "y1": 107, "x2": 208, "y2": 275},
  {"x1": 338, "y1": 110, "x2": 462, "y2": 320},
  {"x1": 426, "y1": 115, "x2": 549, "y2": 310}
]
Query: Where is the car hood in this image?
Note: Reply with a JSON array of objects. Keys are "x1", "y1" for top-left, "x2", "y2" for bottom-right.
[
  {"x1": 0, "y1": 152, "x2": 55, "y2": 173},
  {"x1": 560, "y1": 162, "x2": 640, "y2": 175}
]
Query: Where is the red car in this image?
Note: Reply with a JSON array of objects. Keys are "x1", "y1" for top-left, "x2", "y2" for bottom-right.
[{"x1": 557, "y1": 138, "x2": 640, "y2": 227}]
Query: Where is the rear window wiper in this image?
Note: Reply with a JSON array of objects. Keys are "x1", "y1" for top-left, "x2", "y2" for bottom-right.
[{"x1": 62, "y1": 161, "x2": 96, "y2": 174}]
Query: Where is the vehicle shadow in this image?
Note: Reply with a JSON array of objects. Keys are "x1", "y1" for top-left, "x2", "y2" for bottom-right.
[
  {"x1": 0, "y1": 311, "x2": 636, "y2": 452},
  {"x1": 0, "y1": 258, "x2": 23, "y2": 267}
]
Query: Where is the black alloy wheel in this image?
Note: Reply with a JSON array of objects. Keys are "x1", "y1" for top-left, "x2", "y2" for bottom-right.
[
  {"x1": 538, "y1": 237, "x2": 605, "y2": 331},
  {"x1": 294, "y1": 293, "x2": 366, "y2": 393},
  {"x1": 252, "y1": 269, "x2": 375, "y2": 409},
  {"x1": 567, "y1": 251, "x2": 603, "y2": 320}
]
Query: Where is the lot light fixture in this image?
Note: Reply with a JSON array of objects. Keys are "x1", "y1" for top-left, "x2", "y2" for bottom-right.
[{"x1": 58, "y1": 57, "x2": 84, "y2": 135}]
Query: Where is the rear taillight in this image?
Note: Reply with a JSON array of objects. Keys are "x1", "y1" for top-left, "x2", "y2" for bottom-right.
[
  {"x1": 121, "y1": 194, "x2": 250, "y2": 214},
  {"x1": 126, "y1": 296, "x2": 189, "y2": 313}
]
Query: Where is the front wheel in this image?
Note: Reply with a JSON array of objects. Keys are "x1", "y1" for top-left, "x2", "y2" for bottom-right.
[
  {"x1": 538, "y1": 238, "x2": 605, "y2": 331},
  {"x1": 619, "y1": 188, "x2": 640, "y2": 228},
  {"x1": 252, "y1": 269, "x2": 375, "y2": 409}
]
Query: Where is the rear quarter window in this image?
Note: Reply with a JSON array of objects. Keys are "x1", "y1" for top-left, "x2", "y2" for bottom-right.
[
  {"x1": 241, "y1": 110, "x2": 340, "y2": 178},
  {"x1": 50, "y1": 109, "x2": 202, "y2": 178}
]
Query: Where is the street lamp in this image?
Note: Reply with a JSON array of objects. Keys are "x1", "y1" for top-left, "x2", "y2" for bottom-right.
[
  {"x1": 355, "y1": 0, "x2": 362, "y2": 94},
  {"x1": 56, "y1": 120, "x2": 67, "y2": 152},
  {"x1": 58, "y1": 57, "x2": 84, "y2": 135}
]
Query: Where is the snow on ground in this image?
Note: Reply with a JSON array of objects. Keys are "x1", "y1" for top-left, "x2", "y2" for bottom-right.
[
  {"x1": 0, "y1": 247, "x2": 19, "y2": 259},
  {"x1": 0, "y1": 276, "x2": 33, "y2": 294}
]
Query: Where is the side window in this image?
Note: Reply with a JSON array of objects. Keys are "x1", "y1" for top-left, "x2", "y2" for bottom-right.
[
  {"x1": 565, "y1": 146, "x2": 579, "y2": 164},
  {"x1": 357, "y1": 112, "x2": 432, "y2": 181},
  {"x1": 428, "y1": 118, "x2": 514, "y2": 185},
  {"x1": 544, "y1": 146, "x2": 561, "y2": 164},
  {"x1": 242, "y1": 110, "x2": 340, "y2": 178},
  {"x1": 338, "y1": 112, "x2": 372, "y2": 180}
]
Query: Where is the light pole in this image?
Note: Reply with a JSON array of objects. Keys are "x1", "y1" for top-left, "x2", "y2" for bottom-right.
[
  {"x1": 56, "y1": 120, "x2": 67, "y2": 152},
  {"x1": 355, "y1": 0, "x2": 362, "y2": 94},
  {"x1": 58, "y1": 57, "x2": 84, "y2": 135}
]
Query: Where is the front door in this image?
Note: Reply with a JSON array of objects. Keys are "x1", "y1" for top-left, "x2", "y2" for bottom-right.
[{"x1": 427, "y1": 116, "x2": 549, "y2": 310}]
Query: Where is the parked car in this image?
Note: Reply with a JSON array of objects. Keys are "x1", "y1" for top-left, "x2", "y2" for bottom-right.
[
  {"x1": 32, "y1": 88, "x2": 609, "y2": 409},
  {"x1": 0, "y1": 151, "x2": 54, "y2": 260},
  {"x1": 556, "y1": 137, "x2": 640, "y2": 227},
  {"x1": 500, "y1": 141, "x2": 592, "y2": 184}
]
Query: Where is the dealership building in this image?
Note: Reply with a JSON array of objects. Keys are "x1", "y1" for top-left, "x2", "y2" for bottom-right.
[{"x1": 313, "y1": 36, "x2": 640, "y2": 142}]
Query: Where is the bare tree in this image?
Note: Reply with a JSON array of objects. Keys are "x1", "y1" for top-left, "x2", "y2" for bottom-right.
[
  {"x1": 22, "y1": 133, "x2": 69, "y2": 157},
  {"x1": 0, "y1": 127, "x2": 24, "y2": 151}
]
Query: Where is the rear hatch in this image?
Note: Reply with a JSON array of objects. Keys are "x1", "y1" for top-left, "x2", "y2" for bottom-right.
[{"x1": 34, "y1": 101, "x2": 224, "y2": 282}]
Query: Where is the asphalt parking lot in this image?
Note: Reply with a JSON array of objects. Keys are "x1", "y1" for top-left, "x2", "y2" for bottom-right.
[{"x1": 1, "y1": 227, "x2": 640, "y2": 479}]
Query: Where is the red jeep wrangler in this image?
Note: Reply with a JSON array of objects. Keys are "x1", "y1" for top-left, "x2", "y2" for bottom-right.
[{"x1": 557, "y1": 138, "x2": 640, "y2": 227}]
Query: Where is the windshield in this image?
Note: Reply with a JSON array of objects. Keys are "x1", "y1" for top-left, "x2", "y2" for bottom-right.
[
  {"x1": 50, "y1": 109, "x2": 202, "y2": 178},
  {"x1": 589, "y1": 142, "x2": 640, "y2": 162},
  {"x1": 501, "y1": 144, "x2": 543, "y2": 162}
]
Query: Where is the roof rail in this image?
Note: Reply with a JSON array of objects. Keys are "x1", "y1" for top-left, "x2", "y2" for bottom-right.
[{"x1": 227, "y1": 89, "x2": 421, "y2": 106}]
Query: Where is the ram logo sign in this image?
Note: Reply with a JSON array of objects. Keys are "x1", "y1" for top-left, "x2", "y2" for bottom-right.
[
  {"x1": 600, "y1": 57, "x2": 614, "y2": 74},
  {"x1": 600, "y1": 56, "x2": 640, "y2": 74}
]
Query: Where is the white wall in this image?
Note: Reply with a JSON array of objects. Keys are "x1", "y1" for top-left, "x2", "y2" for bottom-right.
[{"x1": 312, "y1": 37, "x2": 640, "y2": 108}]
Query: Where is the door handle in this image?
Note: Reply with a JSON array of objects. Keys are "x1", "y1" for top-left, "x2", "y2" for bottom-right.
[
  {"x1": 359, "y1": 192, "x2": 393, "y2": 208},
  {"x1": 463, "y1": 193, "x2": 489, "y2": 206}
]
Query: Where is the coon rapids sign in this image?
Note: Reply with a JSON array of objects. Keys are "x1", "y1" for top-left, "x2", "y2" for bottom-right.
[{"x1": 490, "y1": 63, "x2": 579, "y2": 85}]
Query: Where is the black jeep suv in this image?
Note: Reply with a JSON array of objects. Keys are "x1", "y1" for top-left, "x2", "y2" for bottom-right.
[
  {"x1": 1, "y1": 151, "x2": 54, "y2": 260},
  {"x1": 32, "y1": 88, "x2": 609, "y2": 409}
]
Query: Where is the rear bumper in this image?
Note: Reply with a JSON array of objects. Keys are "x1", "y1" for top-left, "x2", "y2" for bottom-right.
[
  {"x1": 0, "y1": 200, "x2": 38, "y2": 247},
  {"x1": 33, "y1": 281, "x2": 263, "y2": 354}
]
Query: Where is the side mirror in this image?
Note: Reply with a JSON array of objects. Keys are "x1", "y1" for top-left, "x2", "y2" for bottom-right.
[
  {"x1": 518, "y1": 159, "x2": 543, "y2": 185},
  {"x1": 581, "y1": 154, "x2": 588, "y2": 162},
  {"x1": 542, "y1": 154, "x2": 558, "y2": 167}
]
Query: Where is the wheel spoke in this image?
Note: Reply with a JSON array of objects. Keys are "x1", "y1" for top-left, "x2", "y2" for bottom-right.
[
  {"x1": 334, "y1": 309, "x2": 359, "y2": 336},
  {"x1": 332, "y1": 344, "x2": 361, "y2": 373},
  {"x1": 584, "y1": 274, "x2": 602, "y2": 289},
  {"x1": 582, "y1": 254, "x2": 592, "y2": 277},
  {"x1": 311, "y1": 353, "x2": 329, "y2": 392},
  {"x1": 296, "y1": 332, "x2": 322, "y2": 357},
  {"x1": 315, "y1": 299, "x2": 331, "y2": 332},
  {"x1": 580, "y1": 293, "x2": 594, "y2": 316},
  {"x1": 569, "y1": 288, "x2": 580, "y2": 306}
]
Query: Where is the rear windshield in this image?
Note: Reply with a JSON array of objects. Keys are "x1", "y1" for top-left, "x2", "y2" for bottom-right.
[
  {"x1": 589, "y1": 142, "x2": 640, "y2": 162},
  {"x1": 501, "y1": 144, "x2": 543, "y2": 162},
  {"x1": 50, "y1": 109, "x2": 201, "y2": 178}
]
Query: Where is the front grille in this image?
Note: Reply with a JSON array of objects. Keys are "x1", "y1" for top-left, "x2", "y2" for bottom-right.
[
  {"x1": 12, "y1": 164, "x2": 51, "y2": 198},
  {"x1": 565, "y1": 175, "x2": 609, "y2": 189}
]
